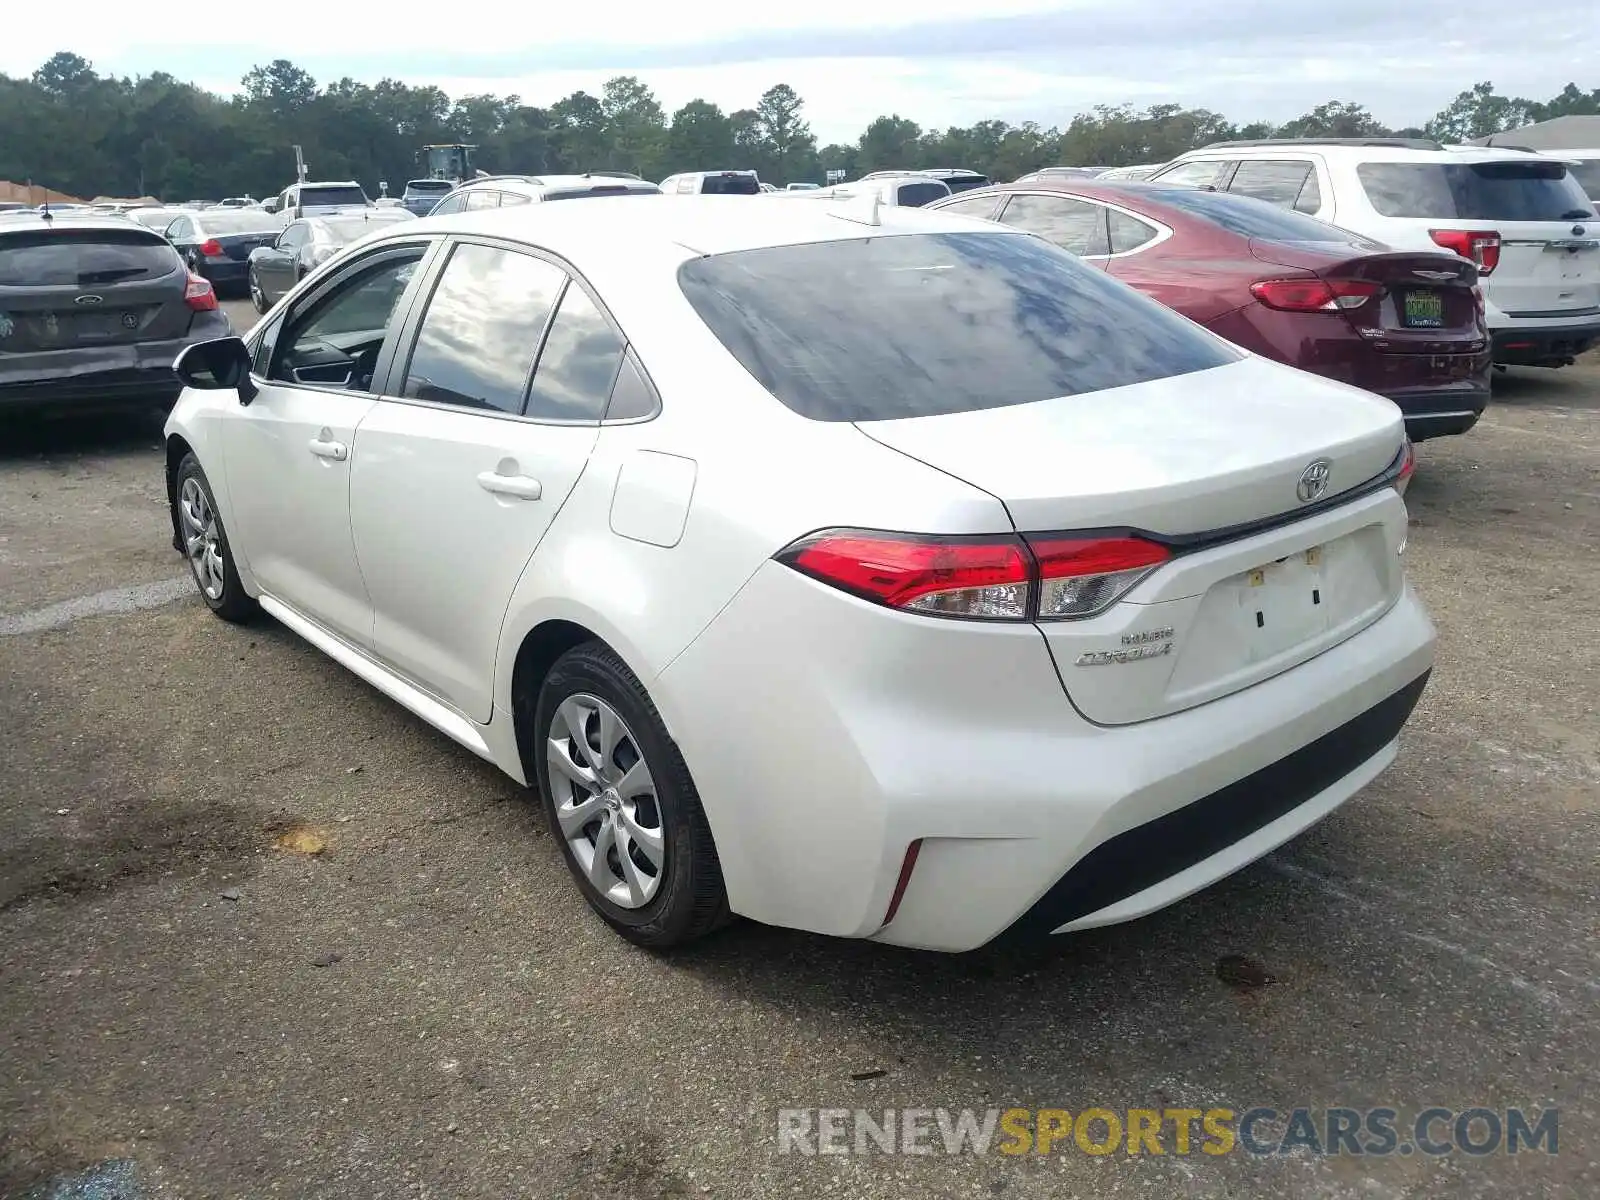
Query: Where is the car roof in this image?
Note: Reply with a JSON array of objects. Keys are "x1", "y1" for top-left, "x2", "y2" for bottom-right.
[
  {"x1": 0, "y1": 213, "x2": 169, "y2": 235},
  {"x1": 394, "y1": 192, "x2": 1010, "y2": 257},
  {"x1": 1175, "y1": 142, "x2": 1565, "y2": 165}
]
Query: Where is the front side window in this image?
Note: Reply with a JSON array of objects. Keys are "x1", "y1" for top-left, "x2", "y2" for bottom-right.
[
  {"x1": 678, "y1": 231, "x2": 1239, "y2": 423},
  {"x1": 999, "y1": 194, "x2": 1111, "y2": 256},
  {"x1": 268, "y1": 249, "x2": 425, "y2": 389},
  {"x1": 430, "y1": 193, "x2": 467, "y2": 216},
  {"x1": 399, "y1": 242, "x2": 564, "y2": 414},
  {"x1": 524, "y1": 282, "x2": 627, "y2": 422},
  {"x1": 465, "y1": 190, "x2": 500, "y2": 211}
]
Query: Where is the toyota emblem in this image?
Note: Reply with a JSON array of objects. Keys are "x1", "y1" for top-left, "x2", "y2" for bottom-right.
[{"x1": 1297, "y1": 459, "x2": 1332, "y2": 504}]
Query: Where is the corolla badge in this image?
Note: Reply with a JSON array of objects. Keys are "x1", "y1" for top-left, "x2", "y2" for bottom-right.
[{"x1": 1297, "y1": 459, "x2": 1332, "y2": 504}]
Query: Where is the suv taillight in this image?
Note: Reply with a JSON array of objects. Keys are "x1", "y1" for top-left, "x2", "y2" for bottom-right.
[
  {"x1": 776, "y1": 529, "x2": 1170, "y2": 621},
  {"x1": 1251, "y1": 278, "x2": 1380, "y2": 313},
  {"x1": 1429, "y1": 229, "x2": 1501, "y2": 275},
  {"x1": 184, "y1": 272, "x2": 217, "y2": 311}
]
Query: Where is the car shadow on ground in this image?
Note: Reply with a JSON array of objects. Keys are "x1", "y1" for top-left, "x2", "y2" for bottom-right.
[
  {"x1": 0, "y1": 407, "x2": 170, "y2": 461},
  {"x1": 1487, "y1": 363, "x2": 1600, "y2": 411}
]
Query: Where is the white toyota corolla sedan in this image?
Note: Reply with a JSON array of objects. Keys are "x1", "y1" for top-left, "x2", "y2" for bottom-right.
[{"x1": 164, "y1": 195, "x2": 1436, "y2": 952}]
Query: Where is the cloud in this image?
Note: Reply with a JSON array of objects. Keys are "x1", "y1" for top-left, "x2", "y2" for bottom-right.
[{"x1": 4, "y1": 0, "x2": 1594, "y2": 142}]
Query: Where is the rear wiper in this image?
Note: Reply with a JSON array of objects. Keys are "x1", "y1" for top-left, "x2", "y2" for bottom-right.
[{"x1": 1558, "y1": 210, "x2": 1595, "y2": 221}]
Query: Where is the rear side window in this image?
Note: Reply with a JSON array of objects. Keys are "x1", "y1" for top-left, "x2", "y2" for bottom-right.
[
  {"x1": 699, "y1": 174, "x2": 761, "y2": 196},
  {"x1": 1227, "y1": 160, "x2": 1317, "y2": 210},
  {"x1": 1144, "y1": 186, "x2": 1372, "y2": 245},
  {"x1": 299, "y1": 186, "x2": 369, "y2": 209},
  {"x1": 1108, "y1": 209, "x2": 1160, "y2": 253},
  {"x1": 1153, "y1": 159, "x2": 1233, "y2": 189},
  {"x1": 1356, "y1": 161, "x2": 1595, "y2": 220},
  {"x1": 896, "y1": 182, "x2": 950, "y2": 208},
  {"x1": 935, "y1": 194, "x2": 1002, "y2": 220},
  {"x1": 0, "y1": 230, "x2": 178, "y2": 285},
  {"x1": 677, "y1": 231, "x2": 1238, "y2": 422},
  {"x1": 525, "y1": 283, "x2": 627, "y2": 422},
  {"x1": 999, "y1": 194, "x2": 1111, "y2": 256},
  {"x1": 401, "y1": 243, "x2": 565, "y2": 414}
]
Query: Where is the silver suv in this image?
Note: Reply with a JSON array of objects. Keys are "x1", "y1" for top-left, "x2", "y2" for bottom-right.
[{"x1": 1149, "y1": 138, "x2": 1600, "y2": 369}]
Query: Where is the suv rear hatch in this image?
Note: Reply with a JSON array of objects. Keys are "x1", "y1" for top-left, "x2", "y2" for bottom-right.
[
  {"x1": 0, "y1": 227, "x2": 193, "y2": 350},
  {"x1": 678, "y1": 228, "x2": 1409, "y2": 726},
  {"x1": 1355, "y1": 159, "x2": 1600, "y2": 317}
]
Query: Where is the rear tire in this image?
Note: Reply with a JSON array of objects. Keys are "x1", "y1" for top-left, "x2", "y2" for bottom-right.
[
  {"x1": 174, "y1": 453, "x2": 257, "y2": 623},
  {"x1": 248, "y1": 267, "x2": 269, "y2": 313},
  {"x1": 532, "y1": 642, "x2": 730, "y2": 949}
]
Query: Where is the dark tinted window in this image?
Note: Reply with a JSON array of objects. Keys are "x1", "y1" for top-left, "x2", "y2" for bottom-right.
[
  {"x1": 298, "y1": 185, "x2": 369, "y2": 209},
  {"x1": 896, "y1": 182, "x2": 950, "y2": 208},
  {"x1": 999, "y1": 195, "x2": 1110, "y2": 256},
  {"x1": 402, "y1": 243, "x2": 564, "y2": 414},
  {"x1": 525, "y1": 283, "x2": 627, "y2": 422},
  {"x1": 940, "y1": 174, "x2": 991, "y2": 193},
  {"x1": 1143, "y1": 186, "x2": 1371, "y2": 244},
  {"x1": 605, "y1": 351, "x2": 659, "y2": 421},
  {"x1": 1356, "y1": 161, "x2": 1594, "y2": 220},
  {"x1": 1108, "y1": 209, "x2": 1160, "y2": 253},
  {"x1": 1570, "y1": 160, "x2": 1600, "y2": 201},
  {"x1": 700, "y1": 174, "x2": 761, "y2": 195},
  {"x1": 200, "y1": 211, "x2": 284, "y2": 234},
  {"x1": 1227, "y1": 160, "x2": 1314, "y2": 209},
  {"x1": 678, "y1": 231, "x2": 1238, "y2": 422},
  {"x1": 935, "y1": 194, "x2": 1001, "y2": 220},
  {"x1": 0, "y1": 230, "x2": 178, "y2": 285}
]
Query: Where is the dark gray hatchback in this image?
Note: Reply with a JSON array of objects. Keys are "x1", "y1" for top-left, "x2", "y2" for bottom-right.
[{"x1": 0, "y1": 214, "x2": 232, "y2": 415}]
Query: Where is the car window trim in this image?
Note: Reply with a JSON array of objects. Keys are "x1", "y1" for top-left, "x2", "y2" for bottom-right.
[
  {"x1": 378, "y1": 232, "x2": 655, "y2": 427},
  {"x1": 253, "y1": 238, "x2": 442, "y2": 400},
  {"x1": 997, "y1": 190, "x2": 1174, "y2": 260}
]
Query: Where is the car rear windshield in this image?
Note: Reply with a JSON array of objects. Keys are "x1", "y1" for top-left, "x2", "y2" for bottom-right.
[
  {"x1": 201, "y1": 211, "x2": 283, "y2": 234},
  {"x1": 896, "y1": 182, "x2": 950, "y2": 208},
  {"x1": 941, "y1": 174, "x2": 992, "y2": 193},
  {"x1": 700, "y1": 174, "x2": 761, "y2": 195},
  {"x1": 678, "y1": 231, "x2": 1239, "y2": 422},
  {"x1": 0, "y1": 229, "x2": 178, "y2": 286},
  {"x1": 1137, "y1": 185, "x2": 1371, "y2": 244},
  {"x1": 1356, "y1": 161, "x2": 1594, "y2": 220},
  {"x1": 299, "y1": 186, "x2": 369, "y2": 208}
]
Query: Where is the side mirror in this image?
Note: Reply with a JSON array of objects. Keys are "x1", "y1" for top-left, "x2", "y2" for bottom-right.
[
  {"x1": 262, "y1": 199, "x2": 279, "y2": 214},
  {"x1": 174, "y1": 337, "x2": 259, "y2": 404}
]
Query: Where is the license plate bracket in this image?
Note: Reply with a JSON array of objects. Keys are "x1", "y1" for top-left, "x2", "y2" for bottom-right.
[{"x1": 1401, "y1": 289, "x2": 1444, "y2": 328}]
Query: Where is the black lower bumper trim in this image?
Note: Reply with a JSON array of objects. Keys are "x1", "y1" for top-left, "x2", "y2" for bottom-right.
[
  {"x1": 989, "y1": 670, "x2": 1432, "y2": 946},
  {"x1": 1492, "y1": 323, "x2": 1600, "y2": 365}
]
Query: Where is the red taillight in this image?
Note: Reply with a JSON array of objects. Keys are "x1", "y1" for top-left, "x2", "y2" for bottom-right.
[
  {"x1": 184, "y1": 272, "x2": 217, "y2": 311},
  {"x1": 1429, "y1": 229, "x2": 1500, "y2": 275},
  {"x1": 1025, "y1": 535, "x2": 1171, "y2": 620},
  {"x1": 1250, "y1": 278, "x2": 1381, "y2": 313},
  {"x1": 776, "y1": 529, "x2": 1170, "y2": 621},
  {"x1": 199, "y1": 238, "x2": 224, "y2": 257}
]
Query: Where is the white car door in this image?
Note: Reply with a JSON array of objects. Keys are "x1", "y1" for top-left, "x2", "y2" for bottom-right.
[
  {"x1": 349, "y1": 239, "x2": 631, "y2": 722},
  {"x1": 226, "y1": 241, "x2": 435, "y2": 647}
]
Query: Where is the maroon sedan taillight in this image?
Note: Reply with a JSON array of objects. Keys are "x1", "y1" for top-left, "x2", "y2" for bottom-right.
[{"x1": 1250, "y1": 278, "x2": 1381, "y2": 313}]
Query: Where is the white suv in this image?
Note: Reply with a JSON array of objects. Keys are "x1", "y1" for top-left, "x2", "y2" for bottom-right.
[{"x1": 1148, "y1": 138, "x2": 1600, "y2": 369}]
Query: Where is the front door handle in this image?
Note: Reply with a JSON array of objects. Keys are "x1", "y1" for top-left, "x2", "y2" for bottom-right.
[
  {"x1": 309, "y1": 436, "x2": 348, "y2": 461},
  {"x1": 476, "y1": 470, "x2": 542, "y2": 500}
]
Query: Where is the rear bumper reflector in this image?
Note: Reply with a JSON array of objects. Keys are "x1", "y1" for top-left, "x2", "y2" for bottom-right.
[{"x1": 881, "y1": 839, "x2": 924, "y2": 927}]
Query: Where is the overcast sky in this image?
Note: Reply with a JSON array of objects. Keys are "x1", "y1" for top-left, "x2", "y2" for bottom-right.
[{"x1": 3, "y1": 0, "x2": 1594, "y2": 142}]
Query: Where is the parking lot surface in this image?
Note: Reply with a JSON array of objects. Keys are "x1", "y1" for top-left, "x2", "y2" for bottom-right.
[{"x1": 1, "y1": 326, "x2": 1596, "y2": 1197}]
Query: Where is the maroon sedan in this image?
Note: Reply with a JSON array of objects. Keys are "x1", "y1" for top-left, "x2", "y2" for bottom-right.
[{"x1": 930, "y1": 180, "x2": 1491, "y2": 440}]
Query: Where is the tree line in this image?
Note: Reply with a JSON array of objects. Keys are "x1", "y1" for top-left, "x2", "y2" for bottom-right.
[{"x1": 2, "y1": 51, "x2": 1596, "y2": 202}]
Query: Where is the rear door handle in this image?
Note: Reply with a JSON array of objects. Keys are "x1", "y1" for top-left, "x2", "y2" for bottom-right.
[
  {"x1": 309, "y1": 437, "x2": 348, "y2": 461},
  {"x1": 476, "y1": 470, "x2": 542, "y2": 500}
]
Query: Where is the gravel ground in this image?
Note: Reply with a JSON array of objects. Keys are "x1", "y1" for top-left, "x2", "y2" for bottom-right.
[{"x1": 0, "y1": 344, "x2": 1595, "y2": 1199}]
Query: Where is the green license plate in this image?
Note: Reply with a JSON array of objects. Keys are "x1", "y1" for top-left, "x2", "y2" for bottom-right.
[{"x1": 1402, "y1": 290, "x2": 1444, "y2": 328}]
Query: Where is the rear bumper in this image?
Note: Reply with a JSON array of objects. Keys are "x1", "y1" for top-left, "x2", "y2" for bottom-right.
[
  {"x1": 1490, "y1": 317, "x2": 1600, "y2": 366},
  {"x1": 197, "y1": 261, "x2": 251, "y2": 287},
  {"x1": 1380, "y1": 380, "x2": 1490, "y2": 440},
  {"x1": 0, "y1": 313, "x2": 231, "y2": 414}
]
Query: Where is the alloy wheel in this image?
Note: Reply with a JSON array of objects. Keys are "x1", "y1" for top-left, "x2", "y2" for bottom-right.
[
  {"x1": 249, "y1": 270, "x2": 266, "y2": 311},
  {"x1": 546, "y1": 693, "x2": 665, "y2": 909},
  {"x1": 177, "y1": 476, "x2": 225, "y2": 601}
]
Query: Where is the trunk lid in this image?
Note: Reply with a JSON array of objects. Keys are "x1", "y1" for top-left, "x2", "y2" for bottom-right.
[
  {"x1": 1250, "y1": 241, "x2": 1486, "y2": 352},
  {"x1": 856, "y1": 355, "x2": 1409, "y2": 725},
  {"x1": 855, "y1": 355, "x2": 1403, "y2": 537},
  {"x1": 0, "y1": 227, "x2": 192, "y2": 351},
  {"x1": 1488, "y1": 221, "x2": 1600, "y2": 316}
]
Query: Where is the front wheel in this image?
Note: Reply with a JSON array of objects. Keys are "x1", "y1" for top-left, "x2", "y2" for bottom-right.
[
  {"x1": 174, "y1": 454, "x2": 257, "y2": 623},
  {"x1": 248, "y1": 266, "x2": 268, "y2": 313},
  {"x1": 533, "y1": 643, "x2": 730, "y2": 949}
]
